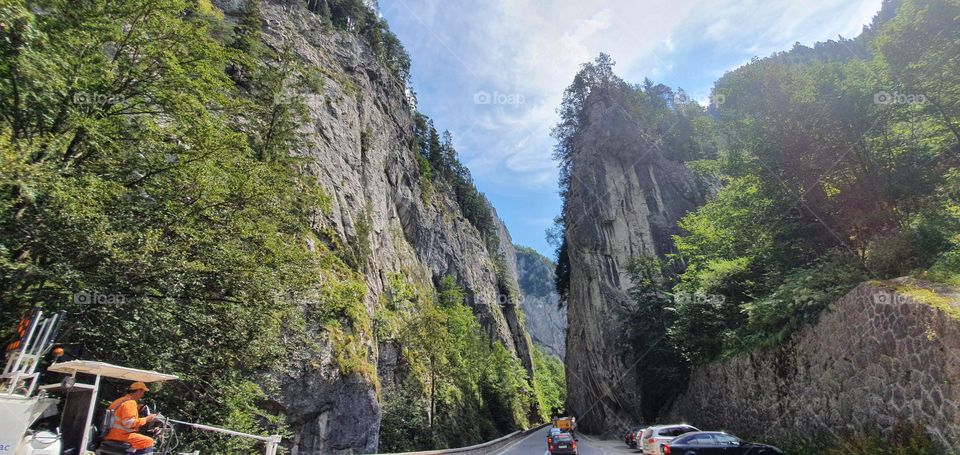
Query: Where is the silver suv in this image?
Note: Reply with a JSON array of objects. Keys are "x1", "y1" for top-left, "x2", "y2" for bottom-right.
[{"x1": 640, "y1": 424, "x2": 699, "y2": 455}]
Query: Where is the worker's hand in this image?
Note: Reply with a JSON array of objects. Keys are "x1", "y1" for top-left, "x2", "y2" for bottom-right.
[{"x1": 145, "y1": 414, "x2": 157, "y2": 423}]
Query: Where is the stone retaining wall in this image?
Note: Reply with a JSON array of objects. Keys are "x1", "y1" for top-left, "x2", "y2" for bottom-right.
[{"x1": 665, "y1": 280, "x2": 960, "y2": 451}]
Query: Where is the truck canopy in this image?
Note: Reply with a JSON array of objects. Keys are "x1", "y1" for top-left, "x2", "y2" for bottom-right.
[{"x1": 47, "y1": 360, "x2": 178, "y2": 382}]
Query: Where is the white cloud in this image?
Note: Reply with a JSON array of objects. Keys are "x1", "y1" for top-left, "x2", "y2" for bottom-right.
[
  {"x1": 383, "y1": 0, "x2": 886, "y2": 254},
  {"x1": 382, "y1": 0, "x2": 885, "y2": 195}
]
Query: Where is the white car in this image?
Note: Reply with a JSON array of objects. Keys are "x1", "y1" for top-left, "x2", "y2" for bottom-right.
[{"x1": 639, "y1": 424, "x2": 699, "y2": 455}]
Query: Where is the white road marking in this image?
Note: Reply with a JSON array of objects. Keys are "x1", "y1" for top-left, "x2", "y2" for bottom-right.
[{"x1": 491, "y1": 426, "x2": 548, "y2": 455}]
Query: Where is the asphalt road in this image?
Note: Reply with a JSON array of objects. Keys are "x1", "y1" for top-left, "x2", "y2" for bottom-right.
[{"x1": 494, "y1": 426, "x2": 638, "y2": 455}]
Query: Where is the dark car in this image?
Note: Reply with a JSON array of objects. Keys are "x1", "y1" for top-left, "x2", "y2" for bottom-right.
[
  {"x1": 548, "y1": 432, "x2": 578, "y2": 454},
  {"x1": 625, "y1": 426, "x2": 644, "y2": 448},
  {"x1": 663, "y1": 431, "x2": 784, "y2": 455}
]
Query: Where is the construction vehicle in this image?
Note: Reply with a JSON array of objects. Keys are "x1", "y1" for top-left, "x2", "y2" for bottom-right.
[
  {"x1": 553, "y1": 416, "x2": 576, "y2": 433},
  {"x1": 0, "y1": 309, "x2": 283, "y2": 455}
]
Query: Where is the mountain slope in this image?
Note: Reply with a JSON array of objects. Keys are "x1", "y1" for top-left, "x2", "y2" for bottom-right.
[
  {"x1": 235, "y1": 2, "x2": 537, "y2": 451},
  {"x1": 515, "y1": 246, "x2": 566, "y2": 358}
]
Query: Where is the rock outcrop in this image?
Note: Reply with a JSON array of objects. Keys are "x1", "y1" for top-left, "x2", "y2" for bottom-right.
[
  {"x1": 562, "y1": 91, "x2": 714, "y2": 433},
  {"x1": 515, "y1": 246, "x2": 566, "y2": 358},
  {"x1": 215, "y1": 2, "x2": 534, "y2": 453},
  {"x1": 665, "y1": 280, "x2": 960, "y2": 451}
]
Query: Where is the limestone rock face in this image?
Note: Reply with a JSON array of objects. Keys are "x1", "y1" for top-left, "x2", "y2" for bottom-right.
[
  {"x1": 515, "y1": 247, "x2": 566, "y2": 359},
  {"x1": 215, "y1": 1, "x2": 533, "y2": 453},
  {"x1": 665, "y1": 281, "x2": 960, "y2": 450},
  {"x1": 562, "y1": 91, "x2": 714, "y2": 433}
]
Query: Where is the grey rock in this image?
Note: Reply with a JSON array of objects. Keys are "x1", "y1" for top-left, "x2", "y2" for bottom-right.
[
  {"x1": 562, "y1": 91, "x2": 715, "y2": 434},
  {"x1": 216, "y1": 1, "x2": 535, "y2": 452},
  {"x1": 514, "y1": 246, "x2": 566, "y2": 359}
]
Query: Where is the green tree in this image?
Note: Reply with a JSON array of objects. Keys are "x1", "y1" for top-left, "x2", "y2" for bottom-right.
[{"x1": 0, "y1": 1, "x2": 364, "y2": 451}]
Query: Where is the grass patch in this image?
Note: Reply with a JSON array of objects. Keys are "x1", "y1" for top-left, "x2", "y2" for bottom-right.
[
  {"x1": 871, "y1": 279, "x2": 960, "y2": 320},
  {"x1": 778, "y1": 425, "x2": 947, "y2": 455}
]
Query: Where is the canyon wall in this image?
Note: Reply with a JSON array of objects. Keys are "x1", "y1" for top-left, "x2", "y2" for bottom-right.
[
  {"x1": 215, "y1": 1, "x2": 534, "y2": 453},
  {"x1": 515, "y1": 246, "x2": 566, "y2": 359},
  {"x1": 562, "y1": 91, "x2": 714, "y2": 433}
]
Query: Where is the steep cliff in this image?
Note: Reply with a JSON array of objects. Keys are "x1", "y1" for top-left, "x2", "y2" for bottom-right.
[
  {"x1": 562, "y1": 90, "x2": 714, "y2": 433},
  {"x1": 666, "y1": 280, "x2": 960, "y2": 450},
  {"x1": 515, "y1": 246, "x2": 566, "y2": 358},
  {"x1": 215, "y1": 1, "x2": 534, "y2": 453}
]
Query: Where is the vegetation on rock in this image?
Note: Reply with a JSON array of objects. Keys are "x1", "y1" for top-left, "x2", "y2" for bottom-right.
[
  {"x1": 554, "y1": 0, "x2": 960, "y2": 428},
  {"x1": 0, "y1": 0, "x2": 554, "y2": 452},
  {"x1": 376, "y1": 275, "x2": 539, "y2": 451}
]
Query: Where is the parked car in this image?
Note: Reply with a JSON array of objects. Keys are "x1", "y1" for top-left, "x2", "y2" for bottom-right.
[
  {"x1": 635, "y1": 427, "x2": 647, "y2": 448},
  {"x1": 548, "y1": 431, "x2": 578, "y2": 454},
  {"x1": 640, "y1": 424, "x2": 699, "y2": 455},
  {"x1": 625, "y1": 426, "x2": 645, "y2": 448},
  {"x1": 663, "y1": 431, "x2": 784, "y2": 454}
]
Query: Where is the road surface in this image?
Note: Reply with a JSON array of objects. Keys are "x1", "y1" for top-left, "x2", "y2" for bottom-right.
[{"x1": 494, "y1": 426, "x2": 638, "y2": 455}]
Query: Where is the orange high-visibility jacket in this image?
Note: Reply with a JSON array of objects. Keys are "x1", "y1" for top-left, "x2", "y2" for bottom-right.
[{"x1": 103, "y1": 395, "x2": 155, "y2": 450}]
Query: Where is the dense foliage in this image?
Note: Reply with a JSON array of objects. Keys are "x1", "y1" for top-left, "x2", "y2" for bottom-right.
[
  {"x1": 531, "y1": 344, "x2": 566, "y2": 417},
  {"x1": 412, "y1": 112, "x2": 500, "y2": 252},
  {"x1": 554, "y1": 0, "x2": 960, "y2": 426},
  {"x1": 376, "y1": 275, "x2": 537, "y2": 451},
  {"x1": 305, "y1": 0, "x2": 411, "y2": 82},
  {"x1": 0, "y1": 0, "x2": 364, "y2": 451},
  {"x1": 673, "y1": 0, "x2": 960, "y2": 363},
  {"x1": 0, "y1": 0, "x2": 530, "y2": 453}
]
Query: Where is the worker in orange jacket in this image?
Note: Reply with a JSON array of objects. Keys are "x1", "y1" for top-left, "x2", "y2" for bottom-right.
[{"x1": 103, "y1": 381, "x2": 157, "y2": 453}]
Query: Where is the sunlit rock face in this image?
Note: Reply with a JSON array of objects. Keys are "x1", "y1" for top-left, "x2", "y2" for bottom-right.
[
  {"x1": 215, "y1": 1, "x2": 533, "y2": 453},
  {"x1": 562, "y1": 90, "x2": 714, "y2": 434}
]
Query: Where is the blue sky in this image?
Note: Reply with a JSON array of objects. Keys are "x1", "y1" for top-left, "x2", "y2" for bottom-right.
[{"x1": 379, "y1": 0, "x2": 884, "y2": 259}]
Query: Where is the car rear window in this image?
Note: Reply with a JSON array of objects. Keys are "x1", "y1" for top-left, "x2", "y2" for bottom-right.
[{"x1": 555, "y1": 434, "x2": 573, "y2": 442}]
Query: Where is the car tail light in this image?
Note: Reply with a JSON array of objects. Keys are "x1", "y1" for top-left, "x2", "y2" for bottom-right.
[
  {"x1": 572, "y1": 441, "x2": 577, "y2": 450},
  {"x1": 663, "y1": 444, "x2": 671, "y2": 454}
]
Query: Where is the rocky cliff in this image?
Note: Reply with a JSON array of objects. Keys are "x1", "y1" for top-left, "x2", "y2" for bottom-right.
[
  {"x1": 562, "y1": 90, "x2": 714, "y2": 433},
  {"x1": 665, "y1": 280, "x2": 960, "y2": 451},
  {"x1": 215, "y1": 2, "x2": 533, "y2": 453},
  {"x1": 515, "y1": 246, "x2": 566, "y2": 358}
]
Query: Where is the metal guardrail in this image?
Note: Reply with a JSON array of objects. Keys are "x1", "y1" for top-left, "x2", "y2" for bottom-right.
[
  {"x1": 168, "y1": 418, "x2": 282, "y2": 455},
  {"x1": 378, "y1": 422, "x2": 550, "y2": 455}
]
